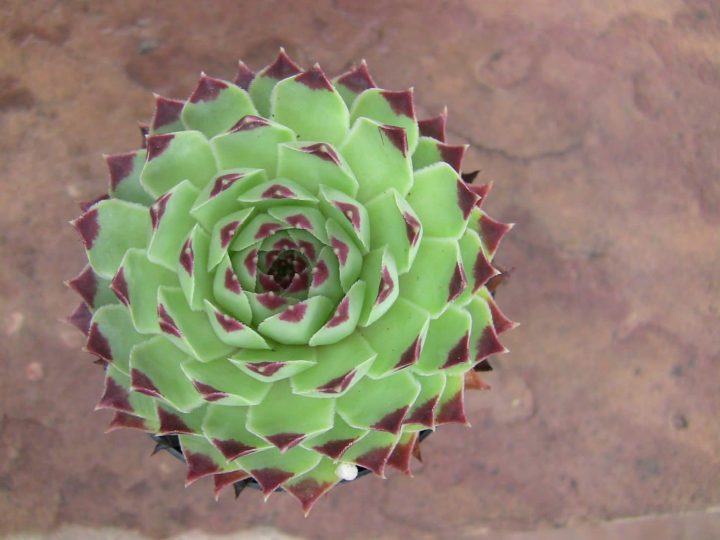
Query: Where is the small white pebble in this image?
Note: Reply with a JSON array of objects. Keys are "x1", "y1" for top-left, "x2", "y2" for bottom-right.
[{"x1": 335, "y1": 462, "x2": 358, "y2": 481}]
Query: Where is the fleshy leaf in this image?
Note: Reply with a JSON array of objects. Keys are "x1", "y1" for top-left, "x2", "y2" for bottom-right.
[
  {"x1": 415, "y1": 305, "x2": 471, "y2": 375},
  {"x1": 150, "y1": 94, "x2": 185, "y2": 134},
  {"x1": 276, "y1": 142, "x2": 359, "y2": 197},
  {"x1": 211, "y1": 116, "x2": 295, "y2": 176},
  {"x1": 340, "y1": 430, "x2": 400, "y2": 477},
  {"x1": 181, "y1": 74, "x2": 257, "y2": 137},
  {"x1": 465, "y1": 296, "x2": 508, "y2": 364},
  {"x1": 435, "y1": 372, "x2": 469, "y2": 426},
  {"x1": 156, "y1": 402, "x2": 207, "y2": 435},
  {"x1": 308, "y1": 281, "x2": 366, "y2": 346},
  {"x1": 66, "y1": 264, "x2": 118, "y2": 309},
  {"x1": 147, "y1": 180, "x2": 200, "y2": 271},
  {"x1": 386, "y1": 431, "x2": 418, "y2": 476},
  {"x1": 302, "y1": 415, "x2": 367, "y2": 460},
  {"x1": 333, "y1": 61, "x2": 376, "y2": 108},
  {"x1": 402, "y1": 372, "x2": 446, "y2": 431},
  {"x1": 96, "y1": 363, "x2": 159, "y2": 426},
  {"x1": 417, "y1": 108, "x2": 447, "y2": 142},
  {"x1": 455, "y1": 228, "x2": 500, "y2": 305},
  {"x1": 229, "y1": 214, "x2": 286, "y2": 252},
  {"x1": 477, "y1": 287, "x2": 518, "y2": 334},
  {"x1": 246, "y1": 380, "x2": 334, "y2": 451},
  {"x1": 307, "y1": 246, "x2": 343, "y2": 302},
  {"x1": 357, "y1": 247, "x2": 399, "y2": 327},
  {"x1": 284, "y1": 457, "x2": 341, "y2": 515},
  {"x1": 318, "y1": 185, "x2": 370, "y2": 253},
  {"x1": 257, "y1": 295, "x2": 334, "y2": 345},
  {"x1": 181, "y1": 357, "x2": 270, "y2": 406},
  {"x1": 203, "y1": 300, "x2": 270, "y2": 349},
  {"x1": 129, "y1": 336, "x2": 204, "y2": 413},
  {"x1": 237, "y1": 178, "x2": 318, "y2": 210},
  {"x1": 177, "y1": 225, "x2": 213, "y2": 311},
  {"x1": 271, "y1": 65, "x2": 349, "y2": 146},
  {"x1": 212, "y1": 254, "x2": 253, "y2": 322},
  {"x1": 325, "y1": 218, "x2": 362, "y2": 292},
  {"x1": 249, "y1": 49, "x2": 302, "y2": 117},
  {"x1": 86, "y1": 304, "x2": 146, "y2": 374},
  {"x1": 178, "y1": 434, "x2": 244, "y2": 486},
  {"x1": 268, "y1": 206, "x2": 329, "y2": 244},
  {"x1": 111, "y1": 249, "x2": 177, "y2": 334},
  {"x1": 207, "y1": 208, "x2": 255, "y2": 272},
  {"x1": 406, "y1": 162, "x2": 479, "y2": 239},
  {"x1": 340, "y1": 117, "x2": 412, "y2": 202},
  {"x1": 191, "y1": 168, "x2": 265, "y2": 233},
  {"x1": 157, "y1": 286, "x2": 235, "y2": 362},
  {"x1": 365, "y1": 189, "x2": 422, "y2": 274},
  {"x1": 141, "y1": 131, "x2": 217, "y2": 197},
  {"x1": 399, "y1": 237, "x2": 467, "y2": 318},
  {"x1": 72, "y1": 199, "x2": 150, "y2": 278},
  {"x1": 336, "y1": 370, "x2": 420, "y2": 434},
  {"x1": 469, "y1": 208, "x2": 514, "y2": 259},
  {"x1": 293, "y1": 333, "x2": 376, "y2": 397},
  {"x1": 105, "y1": 150, "x2": 154, "y2": 205},
  {"x1": 202, "y1": 405, "x2": 270, "y2": 459},
  {"x1": 361, "y1": 298, "x2": 430, "y2": 377},
  {"x1": 236, "y1": 445, "x2": 321, "y2": 498},
  {"x1": 230, "y1": 345, "x2": 316, "y2": 382},
  {"x1": 350, "y1": 88, "x2": 419, "y2": 153},
  {"x1": 412, "y1": 136, "x2": 467, "y2": 172}
]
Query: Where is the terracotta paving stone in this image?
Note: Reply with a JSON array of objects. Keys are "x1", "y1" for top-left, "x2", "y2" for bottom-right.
[{"x1": 1, "y1": 1, "x2": 719, "y2": 539}]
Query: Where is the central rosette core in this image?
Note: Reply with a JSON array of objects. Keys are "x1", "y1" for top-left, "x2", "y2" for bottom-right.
[{"x1": 260, "y1": 249, "x2": 310, "y2": 294}]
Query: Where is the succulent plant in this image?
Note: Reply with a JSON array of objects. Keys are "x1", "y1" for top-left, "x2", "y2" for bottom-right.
[{"x1": 67, "y1": 49, "x2": 515, "y2": 514}]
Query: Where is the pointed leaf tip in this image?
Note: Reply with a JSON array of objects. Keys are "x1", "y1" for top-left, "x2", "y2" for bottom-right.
[
  {"x1": 234, "y1": 60, "x2": 255, "y2": 89},
  {"x1": 418, "y1": 109, "x2": 447, "y2": 142},
  {"x1": 335, "y1": 62, "x2": 376, "y2": 94},
  {"x1": 189, "y1": 74, "x2": 229, "y2": 103},
  {"x1": 379, "y1": 124, "x2": 408, "y2": 156},
  {"x1": 151, "y1": 95, "x2": 184, "y2": 132},
  {"x1": 296, "y1": 65, "x2": 334, "y2": 91},
  {"x1": 380, "y1": 89, "x2": 415, "y2": 118},
  {"x1": 67, "y1": 302, "x2": 92, "y2": 335},
  {"x1": 71, "y1": 208, "x2": 99, "y2": 249},
  {"x1": 263, "y1": 49, "x2": 302, "y2": 80}
]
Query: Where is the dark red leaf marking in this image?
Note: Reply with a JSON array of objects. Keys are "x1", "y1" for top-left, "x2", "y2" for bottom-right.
[
  {"x1": 335, "y1": 61, "x2": 376, "y2": 94},
  {"x1": 395, "y1": 336, "x2": 422, "y2": 370},
  {"x1": 212, "y1": 438, "x2": 256, "y2": 460},
  {"x1": 86, "y1": 323, "x2": 113, "y2": 360},
  {"x1": 300, "y1": 143, "x2": 341, "y2": 165},
  {"x1": 259, "y1": 273, "x2": 283, "y2": 292},
  {"x1": 215, "y1": 311, "x2": 245, "y2": 332},
  {"x1": 379, "y1": 124, "x2": 408, "y2": 156},
  {"x1": 334, "y1": 201, "x2": 361, "y2": 230},
  {"x1": 439, "y1": 143, "x2": 466, "y2": 172},
  {"x1": 272, "y1": 238, "x2": 296, "y2": 251},
  {"x1": 131, "y1": 369, "x2": 161, "y2": 398},
  {"x1": 179, "y1": 238, "x2": 194, "y2": 275},
  {"x1": 67, "y1": 265, "x2": 97, "y2": 307},
  {"x1": 255, "y1": 222, "x2": 281, "y2": 240},
  {"x1": 158, "y1": 407, "x2": 193, "y2": 434},
  {"x1": 296, "y1": 65, "x2": 333, "y2": 91},
  {"x1": 220, "y1": 221, "x2": 241, "y2": 248},
  {"x1": 479, "y1": 214, "x2": 512, "y2": 254},
  {"x1": 256, "y1": 292, "x2": 286, "y2": 310},
  {"x1": 224, "y1": 267, "x2": 242, "y2": 294},
  {"x1": 326, "y1": 297, "x2": 350, "y2": 328},
  {"x1": 286, "y1": 213, "x2": 312, "y2": 230},
  {"x1": 313, "y1": 438, "x2": 357, "y2": 460},
  {"x1": 263, "y1": 49, "x2": 301, "y2": 80},
  {"x1": 279, "y1": 302, "x2": 307, "y2": 322},
  {"x1": 355, "y1": 446, "x2": 392, "y2": 477},
  {"x1": 107, "y1": 411, "x2": 146, "y2": 432},
  {"x1": 418, "y1": 111, "x2": 447, "y2": 142},
  {"x1": 487, "y1": 296, "x2": 517, "y2": 334},
  {"x1": 189, "y1": 74, "x2": 228, "y2": 103},
  {"x1": 106, "y1": 152, "x2": 137, "y2": 191},
  {"x1": 457, "y1": 180, "x2": 480, "y2": 220},
  {"x1": 380, "y1": 89, "x2": 415, "y2": 118},
  {"x1": 285, "y1": 271, "x2": 309, "y2": 293},
  {"x1": 185, "y1": 451, "x2": 220, "y2": 485},
  {"x1": 79, "y1": 194, "x2": 109, "y2": 212},
  {"x1": 213, "y1": 470, "x2": 250, "y2": 498},
  {"x1": 157, "y1": 303, "x2": 182, "y2": 338},
  {"x1": 266, "y1": 432, "x2": 305, "y2": 451},
  {"x1": 312, "y1": 260, "x2": 328, "y2": 287},
  {"x1": 476, "y1": 325, "x2": 506, "y2": 361},
  {"x1": 244, "y1": 249, "x2": 258, "y2": 276},
  {"x1": 387, "y1": 432, "x2": 418, "y2": 476},
  {"x1": 371, "y1": 405, "x2": 408, "y2": 434},
  {"x1": 98, "y1": 376, "x2": 132, "y2": 412},
  {"x1": 467, "y1": 181, "x2": 493, "y2": 209},
  {"x1": 245, "y1": 361, "x2": 284, "y2": 377},
  {"x1": 192, "y1": 380, "x2": 227, "y2": 402},
  {"x1": 298, "y1": 240, "x2": 316, "y2": 261},
  {"x1": 448, "y1": 262, "x2": 467, "y2": 302},
  {"x1": 403, "y1": 211, "x2": 421, "y2": 246},
  {"x1": 331, "y1": 237, "x2": 348, "y2": 265},
  {"x1": 72, "y1": 208, "x2": 99, "y2": 249},
  {"x1": 317, "y1": 369, "x2": 356, "y2": 394},
  {"x1": 146, "y1": 133, "x2": 174, "y2": 160},
  {"x1": 110, "y1": 268, "x2": 130, "y2": 306},
  {"x1": 151, "y1": 95, "x2": 183, "y2": 131},
  {"x1": 473, "y1": 249, "x2": 496, "y2": 291},
  {"x1": 441, "y1": 332, "x2": 470, "y2": 369},
  {"x1": 230, "y1": 114, "x2": 270, "y2": 132},
  {"x1": 67, "y1": 302, "x2": 92, "y2": 335},
  {"x1": 261, "y1": 184, "x2": 295, "y2": 199},
  {"x1": 286, "y1": 479, "x2": 334, "y2": 514},
  {"x1": 234, "y1": 60, "x2": 255, "y2": 90},
  {"x1": 150, "y1": 192, "x2": 171, "y2": 230},
  {"x1": 436, "y1": 391, "x2": 468, "y2": 425},
  {"x1": 210, "y1": 172, "x2": 244, "y2": 197},
  {"x1": 403, "y1": 397, "x2": 438, "y2": 428},
  {"x1": 251, "y1": 468, "x2": 294, "y2": 495},
  {"x1": 376, "y1": 266, "x2": 394, "y2": 304}
]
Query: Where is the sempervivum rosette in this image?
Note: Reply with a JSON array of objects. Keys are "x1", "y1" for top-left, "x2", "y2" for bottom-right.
[{"x1": 67, "y1": 49, "x2": 515, "y2": 514}]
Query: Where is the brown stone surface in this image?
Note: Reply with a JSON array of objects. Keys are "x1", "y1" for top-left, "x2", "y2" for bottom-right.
[{"x1": 1, "y1": 0, "x2": 719, "y2": 539}]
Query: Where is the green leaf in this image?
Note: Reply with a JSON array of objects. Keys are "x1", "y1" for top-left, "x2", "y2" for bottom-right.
[
  {"x1": 308, "y1": 280, "x2": 366, "y2": 346},
  {"x1": 411, "y1": 136, "x2": 467, "y2": 172},
  {"x1": 236, "y1": 445, "x2": 321, "y2": 497},
  {"x1": 350, "y1": 88, "x2": 419, "y2": 153},
  {"x1": 357, "y1": 247, "x2": 399, "y2": 327},
  {"x1": 178, "y1": 434, "x2": 245, "y2": 486},
  {"x1": 177, "y1": 225, "x2": 213, "y2": 311},
  {"x1": 203, "y1": 299, "x2": 270, "y2": 349},
  {"x1": 325, "y1": 218, "x2": 362, "y2": 292},
  {"x1": 340, "y1": 430, "x2": 400, "y2": 477},
  {"x1": 181, "y1": 75, "x2": 257, "y2": 137},
  {"x1": 237, "y1": 178, "x2": 318, "y2": 210},
  {"x1": 276, "y1": 142, "x2": 358, "y2": 196},
  {"x1": 181, "y1": 358, "x2": 271, "y2": 406},
  {"x1": 212, "y1": 254, "x2": 253, "y2": 322},
  {"x1": 307, "y1": 246, "x2": 343, "y2": 302},
  {"x1": 415, "y1": 305, "x2": 472, "y2": 375},
  {"x1": 302, "y1": 414, "x2": 368, "y2": 460},
  {"x1": 248, "y1": 49, "x2": 302, "y2": 117},
  {"x1": 268, "y1": 205, "x2": 329, "y2": 244},
  {"x1": 106, "y1": 150, "x2": 154, "y2": 206},
  {"x1": 318, "y1": 186, "x2": 370, "y2": 253},
  {"x1": 206, "y1": 208, "x2": 255, "y2": 272},
  {"x1": 87, "y1": 304, "x2": 146, "y2": 374},
  {"x1": 202, "y1": 405, "x2": 270, "y2": 460},
  {"x1": 257, "y1": 295, "x2": 334, "y2": 345},
  {"x1": 402, "y1": 372, "x2": 446, "y2": 431},
  {"x1": 284, "y1": 457, "x2": 341, "y2": 515},
  {"x1": 230, "y1": 345, "x2": 316, "y2": 382}
]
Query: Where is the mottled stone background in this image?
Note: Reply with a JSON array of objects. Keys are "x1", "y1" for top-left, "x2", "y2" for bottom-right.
[{"x1": 1, "y1": 1, "x2": 719, "y2": 539}]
